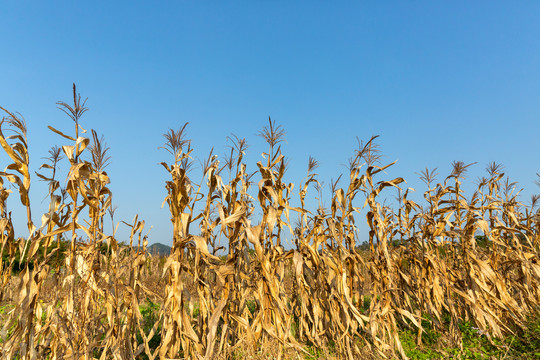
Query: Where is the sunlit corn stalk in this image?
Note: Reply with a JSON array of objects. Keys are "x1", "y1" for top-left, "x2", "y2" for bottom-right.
[
  {"x1": 88, "y1": 129, "x2": 112, "y2": 243},
  {"x1": 244, "y1": 118, "x2": 301, "y2": 357},
  {"x1": 290, "y1": 157, "x2": 319, "y2": 345},
  {"x1": 0, "y1": 107, "x2": 46, "y2": 359},
  {"x1": 160, "y1": 123, "x2": 214, "y2": 358},
  {"x1": 212, "y1": 135, "x2": 255, "y2": 353},
  {"x1": 363, "y1": 158, "x2": 409, "y2": 358},
  {"x1": 0, "y1": 174, "x2": 14, "y2": 304}
]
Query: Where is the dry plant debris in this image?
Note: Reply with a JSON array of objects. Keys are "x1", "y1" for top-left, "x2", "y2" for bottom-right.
[{"x1": 0, "y1": 86, "x2": 539, "y2": 359}]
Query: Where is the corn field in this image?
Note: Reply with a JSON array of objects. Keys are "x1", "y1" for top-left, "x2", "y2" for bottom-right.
[{"x1": 1, "y1": 85, "x2": 540, "y2": 359}]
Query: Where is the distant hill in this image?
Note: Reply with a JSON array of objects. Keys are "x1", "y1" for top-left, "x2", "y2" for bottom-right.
[{"x1": 147, "y1": 243, "x2": 172, "y2": 256}]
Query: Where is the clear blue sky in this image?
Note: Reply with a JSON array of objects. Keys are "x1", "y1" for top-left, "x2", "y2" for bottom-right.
[{"x1": 1, "y1": 2, "x2": 539, "y2": 246}]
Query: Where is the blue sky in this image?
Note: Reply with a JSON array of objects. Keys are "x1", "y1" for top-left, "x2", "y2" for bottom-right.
[{"x1": 1, "y1": 2, "x2": 539, "y2": 246}]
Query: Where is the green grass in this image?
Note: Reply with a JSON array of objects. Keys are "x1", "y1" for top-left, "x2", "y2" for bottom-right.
[
  {"x1": 136, "y1": 299, "x2": 162, "y2": 359},
  {"x1": 507, "y1": 312, "x2": 540, "y2": 359},
  {"x1": 398, "y1": 315, "x2": 540, "y2": 360},
  {"x1": 0, "y1": 304, "x2": 16, "y2": 344}
]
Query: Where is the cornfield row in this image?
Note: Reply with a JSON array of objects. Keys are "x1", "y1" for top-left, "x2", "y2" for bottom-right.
[{"x1": 1, "y1": 85, "x2": 539, "y2": 359}]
